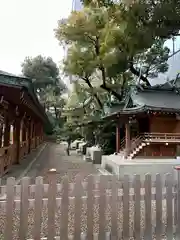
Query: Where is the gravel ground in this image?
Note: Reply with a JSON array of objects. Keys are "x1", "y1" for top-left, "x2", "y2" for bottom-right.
[
  {"x1": 25, "y1": 143, "x2": 99, "y2": 184},
  {"x1": 0, "y1": 143, "x2": 175, "y2": 239}
]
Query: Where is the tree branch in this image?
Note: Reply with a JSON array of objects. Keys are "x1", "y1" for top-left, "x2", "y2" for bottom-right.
[
  {"x1": 100, "y1": 84, "x2": 123, "y2": 101},
  {"x1": 120, "y1": 74, "x2": 126, "y2": 97},
  {"x1": 145, "y1": 54, "x2": 162, "y2": 78},
  {"x1": 129, "y1": 59, "x2": 151, "y2": 86},
  {"x1": 82, "y1": 77, "x2": 103, "y2": 109},
  {"x1": 93, "y1": 37, "x2": 124, "y2": 101}
]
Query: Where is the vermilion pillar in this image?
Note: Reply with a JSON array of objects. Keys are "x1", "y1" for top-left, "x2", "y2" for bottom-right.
[
  {"x1": 116, "y1": 124, "x2": 120, "y2": 153},
  {"x1": 125, "y1": 122, "x2": 131, "y2": 158},
  {"x1": 22, "y1": 120, "x2": 27, "y2": 142},
  {"x1": 31, "y1": 121, "x2": 35, "y2": 149},
  {"x1": 14, "y1": 118, "x2": 21, "y2": 163},
  {"x1": 34, "y1": 122, "x2": 38, "y2": 147},
  {"x1": 41, "y1": 124, "x2": 44, "y2": 142},
  {"x1": 0, "y1": 124, "x2": 3, "y2": 147},
  {"x1": 28, "y1": 120, "x2": 32, "y2": 153},
  {"x1": 4, "y1": 117, "x2": 10, "y2": 147}
]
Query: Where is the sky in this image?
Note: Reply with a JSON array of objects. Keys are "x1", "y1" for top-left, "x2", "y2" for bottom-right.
[
  {"x1": 0, "y1": 0, "x2": 72, "y2": 75},
  {"x1": 0, "y1": 0, "x2": 179, "y2": 86}
]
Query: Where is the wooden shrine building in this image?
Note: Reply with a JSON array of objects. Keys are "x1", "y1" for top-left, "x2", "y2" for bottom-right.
[
  {"x1": 0, "y1": 71, "x2": 50, "y2": 175},
  {"x1": 104, "y1": 83, "x2": 180, "y2": 159}
]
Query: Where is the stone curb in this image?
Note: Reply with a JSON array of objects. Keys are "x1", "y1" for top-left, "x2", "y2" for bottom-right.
[
  {"x1": 0, "y1": 143, "x2": 47, "y2": 200},
  {"x1": 16, "y1": 143, "x2": 47, "y2": 184}
]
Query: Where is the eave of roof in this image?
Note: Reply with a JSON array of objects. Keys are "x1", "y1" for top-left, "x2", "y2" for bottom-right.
[
  {"x1": 0, "y1": 71, "x2": 50, "y2": 125},
  {"x1": 102, "y1": 84, "x2": 180, "y2": 120}
]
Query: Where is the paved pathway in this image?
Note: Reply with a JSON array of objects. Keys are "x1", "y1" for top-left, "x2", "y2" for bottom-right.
[{"x1": 20, "y1": 142, "x2": 99, "y2": 183}]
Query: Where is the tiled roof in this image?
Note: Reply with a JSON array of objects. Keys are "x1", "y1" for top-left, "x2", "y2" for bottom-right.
[
  {"x1": 131, "y1": 88, "x2": 180, "y2": 111},
  {"x1": 0, "y1": 70, "x2": 28, "y2": 79},
  {"x1": 0, "y1": 70, "x2": 50, "y2": 124},
  {"x1": 103, "y1": 85, "x2": 180, "y2": 119}
]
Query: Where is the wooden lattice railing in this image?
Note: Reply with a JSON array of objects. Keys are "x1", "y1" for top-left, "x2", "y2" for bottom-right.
[
  {"x1": 122, "y1": 132, "x2": 180, "y2": 158},
  {"x1": 144, "y1": 132, "x2": 180, "y2": 141},
  {"x1": 0, "y1": 144, "x2": 16, "y2": 175}
]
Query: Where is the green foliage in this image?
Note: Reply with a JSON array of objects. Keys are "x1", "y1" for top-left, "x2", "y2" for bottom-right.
[
  {"x1": 95, "y1": 121, "x2": 116, "y2": 154},
  {"x1": 81, "y1": 121, "x2": 116, "y2": 154},
  {"x1": 61, "y1": 122, "x2": 83, "y2": 142},
  {"x1": 54, "y1": 0, "x2": 179, "y2": 148},
  {"x1": 22, "y1": 55, "x2": 60, "y2": 89},
  {"x1": 22, "y1": 55, "x2": 67, "y2": 132},
  {"x1": 134, "y1": 39, "x2": 170, "y2": 79},
  {"x1": 55, "y1": 0, "x2": 172, "y2": 104}
]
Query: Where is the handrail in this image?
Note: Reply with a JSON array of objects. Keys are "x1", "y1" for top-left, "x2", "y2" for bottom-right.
[
  {"x1": 120, "y1": 132, "x2": 180, "y2": 158},
  {"x1": 144, "y1": 132, "x2": 180, "y2": 135},
  {"x1": 120, "y1": 137, "x2": 125, "y2": 149},
  {"x1": 144, "y1": 132, "x2": 180, "y2": 139},
  {"x1": 130, "y1": 135, "x2": 144, "y2": 152}
]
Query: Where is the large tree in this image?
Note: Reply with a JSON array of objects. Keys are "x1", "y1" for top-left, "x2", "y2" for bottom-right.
[
  {"x1": 22, "y1": 55, "x2": 66, "y2": 95},
  {"x1": 22, "y1": 55, "x2": 67, "y2": 124},
  {"x1": 55, "y1": 2, "x2": 171, "y2": 103}
]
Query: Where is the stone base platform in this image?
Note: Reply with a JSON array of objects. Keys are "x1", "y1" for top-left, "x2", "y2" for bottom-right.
[{"x1": 101, "y1": 155, "x2": 180, "y2": 181}]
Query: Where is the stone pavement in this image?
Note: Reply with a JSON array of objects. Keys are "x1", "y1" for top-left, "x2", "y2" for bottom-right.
[
  {"x1": 26, "y1": 142, "x2": 99, "y2": 183},
  {"x1": 1, "y1": 142, "x2": 99, "y2": 184},
  {"x1": 1, "y1": 143, "x2": 47, "y2": 185}
]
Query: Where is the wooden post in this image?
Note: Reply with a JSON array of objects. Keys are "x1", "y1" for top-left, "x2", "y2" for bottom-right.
[
  {"x1": 125, "y1": 122, "x2": 131, "y2": 158},
  {"x1": 14, "y1": 118, "x2": 21, "y2": 164},
  {"x1": 30, "y1": 121, "x2": 34, "y2": 149},
  {"x1": 28, "y1": 120, "x2": 32, "y2": 153},
  {"x1": 22, "y1": 120, "x2": 27, "y2": 142},
  {"x1": 35, "y1": 123, "x2": 38, "y2": 146},
  {"x1": 36, "y1": 122, "x2": 40, "y2": 146},
  {"x1": 0, "y1": 123, "x2": 3, "y2": 147},
  {"x1": 4, "y1": 117, "x2": 10, "y2": 147},
  {"x1": 33, "y1": 121, "x2": 36, "y2": 148},
  {"x1": 41, "y1": 124, "x2": 44, "y2": 142},
  {"x1": 116, "y1": 124, "x2": 120, "y2": 153},
  {"x1": 47, "y1": 168, "x2": 57, "y2": 239},
  {"x1": 31, "y1": 121, "x2": 34, "y2": 149}
]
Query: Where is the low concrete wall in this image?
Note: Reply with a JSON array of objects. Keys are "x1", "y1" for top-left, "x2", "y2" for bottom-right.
[
  {"x1": 101, "y1": 156, "x2": 180, "y2": 181},
  {"x1": 86, "y1": 146, "x2": 102, "y2": 164},
  {"x1": 101, "y1": 155, "x2": 121, "y2": 177}
]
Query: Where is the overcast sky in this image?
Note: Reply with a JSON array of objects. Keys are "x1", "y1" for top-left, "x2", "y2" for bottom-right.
[
  {"x1": 0, "y1": 0, "x2": 179, "y2": 84},
  {"x1": 0, "y1": 0, "x2": 72, "y2": 75}
]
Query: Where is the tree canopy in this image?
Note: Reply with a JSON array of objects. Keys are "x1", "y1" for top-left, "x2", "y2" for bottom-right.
[
  {"x1": 22, "y1": 55, "x2": 66, "y2": 94},
  {"x1": 21, "y1": 55, "x2": 67, "y2": 128},
  {"x1": 53, "y1": 0, "x2": 180, "y2": 150},
  {"x1": 54, "y1": 0, "x2": 177, "y2": 106}
]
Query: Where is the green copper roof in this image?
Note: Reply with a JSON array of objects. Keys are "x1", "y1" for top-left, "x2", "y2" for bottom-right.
[
  {"x1": 0, "y1": 70, "x2": 50, "y2": 125},
  {"x1": 103, "y1": 83, "x2": 180, "y2": 118},
  {"x1": 0, "y1": 70, "x2": 31, "y2": 88},
  {"x1": 131, "y1": 87, "x2": 180, "y2": 111}
]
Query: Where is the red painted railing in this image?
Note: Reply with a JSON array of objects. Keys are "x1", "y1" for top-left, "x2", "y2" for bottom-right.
[
  {"x1": 0, "y1": 144, "x2": 16, "y2": 175},
  {"x1": 144, "y1": 132, "x2": 180, "y2": 141}
]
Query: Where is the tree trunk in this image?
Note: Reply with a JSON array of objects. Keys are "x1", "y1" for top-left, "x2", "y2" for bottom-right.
[
  {"x1": 100, "y1": 84, "x2": 123, "y2": 101},
  {"x1": 54, "y1": 106, "x2": 59, "y2": 120},
  {"x1": 99, "y1": 65, "x2": 123, "y2": 101}
]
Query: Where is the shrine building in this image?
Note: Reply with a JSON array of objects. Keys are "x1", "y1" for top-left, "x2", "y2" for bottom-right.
[
  {"x1": 104, "y1": 83, "x2": 180, "y2": 159},
  {"x1": 0, "y1": 71, "x2": 50, "y2": 176}
]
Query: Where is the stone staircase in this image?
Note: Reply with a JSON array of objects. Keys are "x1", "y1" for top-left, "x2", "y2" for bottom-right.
[{"x1": 127, "y1": 142, "x2": 147, "y2": 160}]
